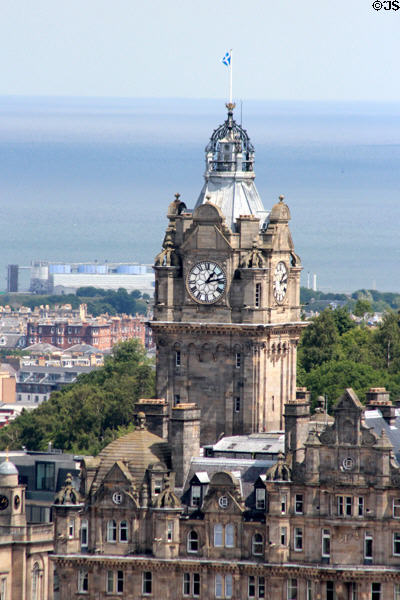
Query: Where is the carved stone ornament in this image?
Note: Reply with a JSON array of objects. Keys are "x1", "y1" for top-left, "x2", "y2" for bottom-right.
[
  {"x1": 391, "y1": 471, "x2": 400, "y2": 487},
  {"x1": 153, "y1": 475, "x2": 181, "y2": 509},
  {"x1": 319, "y1": 427, "x2": 336, "y2": 446},
  {"x1": 241, "y1": 240, "x2": 266, "y2": 268},
  {"x1": 361, "y1": 428, "x2": 376, "y2": 446}
]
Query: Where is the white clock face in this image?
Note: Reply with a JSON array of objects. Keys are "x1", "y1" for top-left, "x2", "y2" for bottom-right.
[
  {"x1": 187, "y1": 261, "x2": 226, "y2": 304},
  {"x1": 273, "y1": 261, "x2": 288, "y2": 302},
  {"x1": 112, "y1": 491, "x2": 123, "y2": 505}
]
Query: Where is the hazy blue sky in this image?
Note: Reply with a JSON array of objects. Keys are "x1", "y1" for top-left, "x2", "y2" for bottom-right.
[{"x1": 1, "y1": 0, "x2": 400, "y2": 102}]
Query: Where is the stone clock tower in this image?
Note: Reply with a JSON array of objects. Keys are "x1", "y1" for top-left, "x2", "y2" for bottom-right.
[{"x1": 151, "y1": 104, "x2": 306, "y2": 445}]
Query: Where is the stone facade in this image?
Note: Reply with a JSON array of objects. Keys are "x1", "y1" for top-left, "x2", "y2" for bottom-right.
[
  {"x1": 151, "y1": 105, "x2": 305, "y2": 445},
  {"x1": 51, "y1": 389, "x2": 400, "y2": 600}
]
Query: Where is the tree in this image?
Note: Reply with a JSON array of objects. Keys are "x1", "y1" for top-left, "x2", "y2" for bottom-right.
[
  {"x1": 332, "y1": 306, "x2": 355, "y2": 335},
  {"x1": 338, "y1": 326, "x2": 377, "y2": 368},
  {"x1": 298, "y1": 309, "x2": 340, "y2": 373},
  {"x1": 353, "y1": 299, "x2": 373, "y2": 318},
  {"x1": 301, "y1": 359, "x2": 387, "y2": 410},
  {"x1": 0, "y1": 339, "x2": 155, "y2": 455},
  {"x1": 374, "y1": 310, "x2": 400, "y2": 371}
]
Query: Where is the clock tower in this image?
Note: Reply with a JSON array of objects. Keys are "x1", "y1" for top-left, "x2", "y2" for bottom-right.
[{"x1": 151, "y1": 104, "x2": 306, "y2": 445}]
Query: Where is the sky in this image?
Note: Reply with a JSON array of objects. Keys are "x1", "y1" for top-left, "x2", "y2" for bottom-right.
[{"x1": 1, "y1": 0, "x2": 400, "y2": 102}]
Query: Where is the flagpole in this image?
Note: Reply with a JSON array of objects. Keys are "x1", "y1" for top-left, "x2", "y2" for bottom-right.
[{"x1": 229, "y1": 49, "x2": 233, "y2": 104}]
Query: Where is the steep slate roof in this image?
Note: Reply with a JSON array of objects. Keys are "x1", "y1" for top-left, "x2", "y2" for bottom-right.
[
  {"x1": 365, "y1": 408, "x2": 400, "y2": 463},
  {"x1": 184, "y1": 457, "x2": 274, "y2": 507},
  {"x1": 90, "y1": 427, "x2": 172, "y2": 492}
]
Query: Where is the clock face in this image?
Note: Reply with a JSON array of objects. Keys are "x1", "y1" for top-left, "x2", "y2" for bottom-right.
[
  {"x1": 218, "y1": 496, "x2": 229, "y2": 509},
  {"x1": 112, "y1": 491, "x2": 123, "y2": 505},
  {"x1": 0, "y1": 495, "x2": 9, "y2": 511},
  {"x1": 273, "y1": 261, "x2": 288, "y2": 302},
  {"x1": 187, "y1": 261, "x2": 226, "y2": 304},
  {"x1": 14, "y1": 495, "x2": 20, "y2": 509}
]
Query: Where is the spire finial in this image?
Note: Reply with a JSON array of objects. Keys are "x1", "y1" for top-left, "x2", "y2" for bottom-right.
[
  {"x1": 279, "y1": 195, "x2": 285, "y2": 202},
  {"x1": 174, "y1": 193, "x2": 181, "y2": 201}
]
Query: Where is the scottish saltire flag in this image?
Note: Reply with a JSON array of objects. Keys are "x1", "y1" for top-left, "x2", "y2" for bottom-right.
[{"x1": 222, "y1": 51, "x2": 231, "y2": 66}]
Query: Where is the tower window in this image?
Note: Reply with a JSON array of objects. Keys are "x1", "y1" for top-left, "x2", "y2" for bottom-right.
[
  {"x1": 81, "y1": 520, "x2": 88, "y2": 548},
  {"x1": 68, "y1": 519, "x2": 75, "y2": 539},
  {"x1": 295, "y1": 494, "x2": 304, "y2": 514},
  {"x1": 365, "y1": 533, "x2": 373, "y2": 560},
  {"x1": 326, "y1": 581, "x2": 335, "y2": 600},
  {"x1": 183, "y1": 573, "x2": 200, "y2": 597},
  {"x1": 235, "y1": 353, "x2": 241, "y2": 368},
  {"x1": 187, "y1": 530, "x2": 199, "y2": 553},
  {"x1": 255, "y1": 283, "x2": 261, "y2": 308},
  {"x1": 322, "y1": 529, "x2": 331, "y2": 558},
  {"x1": 252, "y1": 533, "x2": 264, "y2": 556},
  {"x1": 142, "y1": 572, "x2": 152, "y2": 595},
  {"x1": 287, "y1": 579, "x2": 297, "y2": 600},
  {"x1": 175, "y1": 350, "x2": 181, "y2": 367},
  {"x1": 78, "y1": 570, "x2": 89, "y2": 593},
  {"x1": 281, "y1": 526, "x2": 287, "y2": 546},
  {"x1": 119, "y1": 520, "x2": 128, "y2": 542},
  {"x1": 294, "y1": 527, "x2": 303, "y2": 551},
  {"x1": 167, "y1": 521, "x2": 173, "y2": 542},
  {"x1": 234, "y1": 397, "x2": 240, "y2": 412},
  {"x1": 371, "y1": 583, "x2": 381, "y2": 600},
  {"x1": 107, "y1": 520, "x2": 117, "y2": 543}
]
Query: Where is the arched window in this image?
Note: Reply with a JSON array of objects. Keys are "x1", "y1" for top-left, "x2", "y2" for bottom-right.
[
  {"x1": 107, "y1": 520, "x2": 117, "y2": 542},
  {"x1": 252, "y1": 533, "x2": 264, "y2": 556},
  {"x1": 78, "y1": 570, "x2": 89, "y2": 593},
  {"x1": 214, "y1": 524, "x2": 223, "y2": 547},
  {"x1": 119, "y1": 520, "x2": 128, "y2": 542},
  {"x1": 187, "y1": 530, "x2": 199, "y2": 553},
  {"x1": 32, "y1": 563, "x2": 40, "y2": 600},
  {"x1": 225, "y1": 524, "x2": 234, "y2": 548}
]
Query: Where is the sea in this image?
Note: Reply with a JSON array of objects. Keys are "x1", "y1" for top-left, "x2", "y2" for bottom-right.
[{"x1": 0, "y1": 95, "x2": 399, "y2": 294}]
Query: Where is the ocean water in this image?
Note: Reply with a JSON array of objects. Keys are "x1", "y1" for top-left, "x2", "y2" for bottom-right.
[{"x1": 0, "y1": 96, "x2": 399, "y2": 293}]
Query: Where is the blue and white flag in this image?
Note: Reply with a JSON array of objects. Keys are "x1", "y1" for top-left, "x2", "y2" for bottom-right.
[{"x1": 222, "y1": 51, "x2": 231, "y2": 67}]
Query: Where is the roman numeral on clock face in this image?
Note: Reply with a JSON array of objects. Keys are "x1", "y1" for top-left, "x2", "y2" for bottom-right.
[{"x1": 187, "y1": 261, "x2": 227, "y2": 304}]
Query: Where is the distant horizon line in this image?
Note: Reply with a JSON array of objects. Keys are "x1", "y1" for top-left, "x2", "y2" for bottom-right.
[{"x1": 1, "y1": 94, "x2": 400, "y2": 106}]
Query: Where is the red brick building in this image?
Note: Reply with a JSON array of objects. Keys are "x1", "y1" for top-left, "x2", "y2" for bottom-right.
[{"x1": 26, "y1": 314, "x2": 147, "y2": 351}]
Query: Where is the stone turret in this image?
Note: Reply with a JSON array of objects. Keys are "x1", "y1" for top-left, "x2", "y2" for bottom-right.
[
  {"x1": 169, "y1": 403, "x2": 201, "y2": 488},
  {"x1": 284, "y1": 387, "x2": 311, "y2": 462},
  {"x1": 0, "y1": 459, "x2": 26, "y2": 528}
]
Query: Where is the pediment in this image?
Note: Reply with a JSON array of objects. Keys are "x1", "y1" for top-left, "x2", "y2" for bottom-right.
[
  {"x1": 102, "y1": 460, "x2": 134, "y2": 486},
  {"x1": 202, "y1": 488, "x2": 244, "y2": 514},
  {"x1": 335, "y1": 388, "x2": 363, "y2": 414}
]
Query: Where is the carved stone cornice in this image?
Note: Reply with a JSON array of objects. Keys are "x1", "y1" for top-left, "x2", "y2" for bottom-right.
[
  {"x1": 50, "y1": 554, "x2": 400, "y2": 581},
  {"x1": 150, "y1": 321, "x2": 306, "y2": 338}
]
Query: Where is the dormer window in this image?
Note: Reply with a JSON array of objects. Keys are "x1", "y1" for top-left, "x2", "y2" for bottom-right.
[
  {"x1": 191, "y1": 485, "x2": 201, "y2": 507},
  {"x1": 255, "y1": 488, "x2": 266, "y2": 510},
  {"x1": 188, "y1": 473, "x2": 209, "y2": 509},
  {"x1": 154, "y1": 478, "x2": 163, "y2": 496}
]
